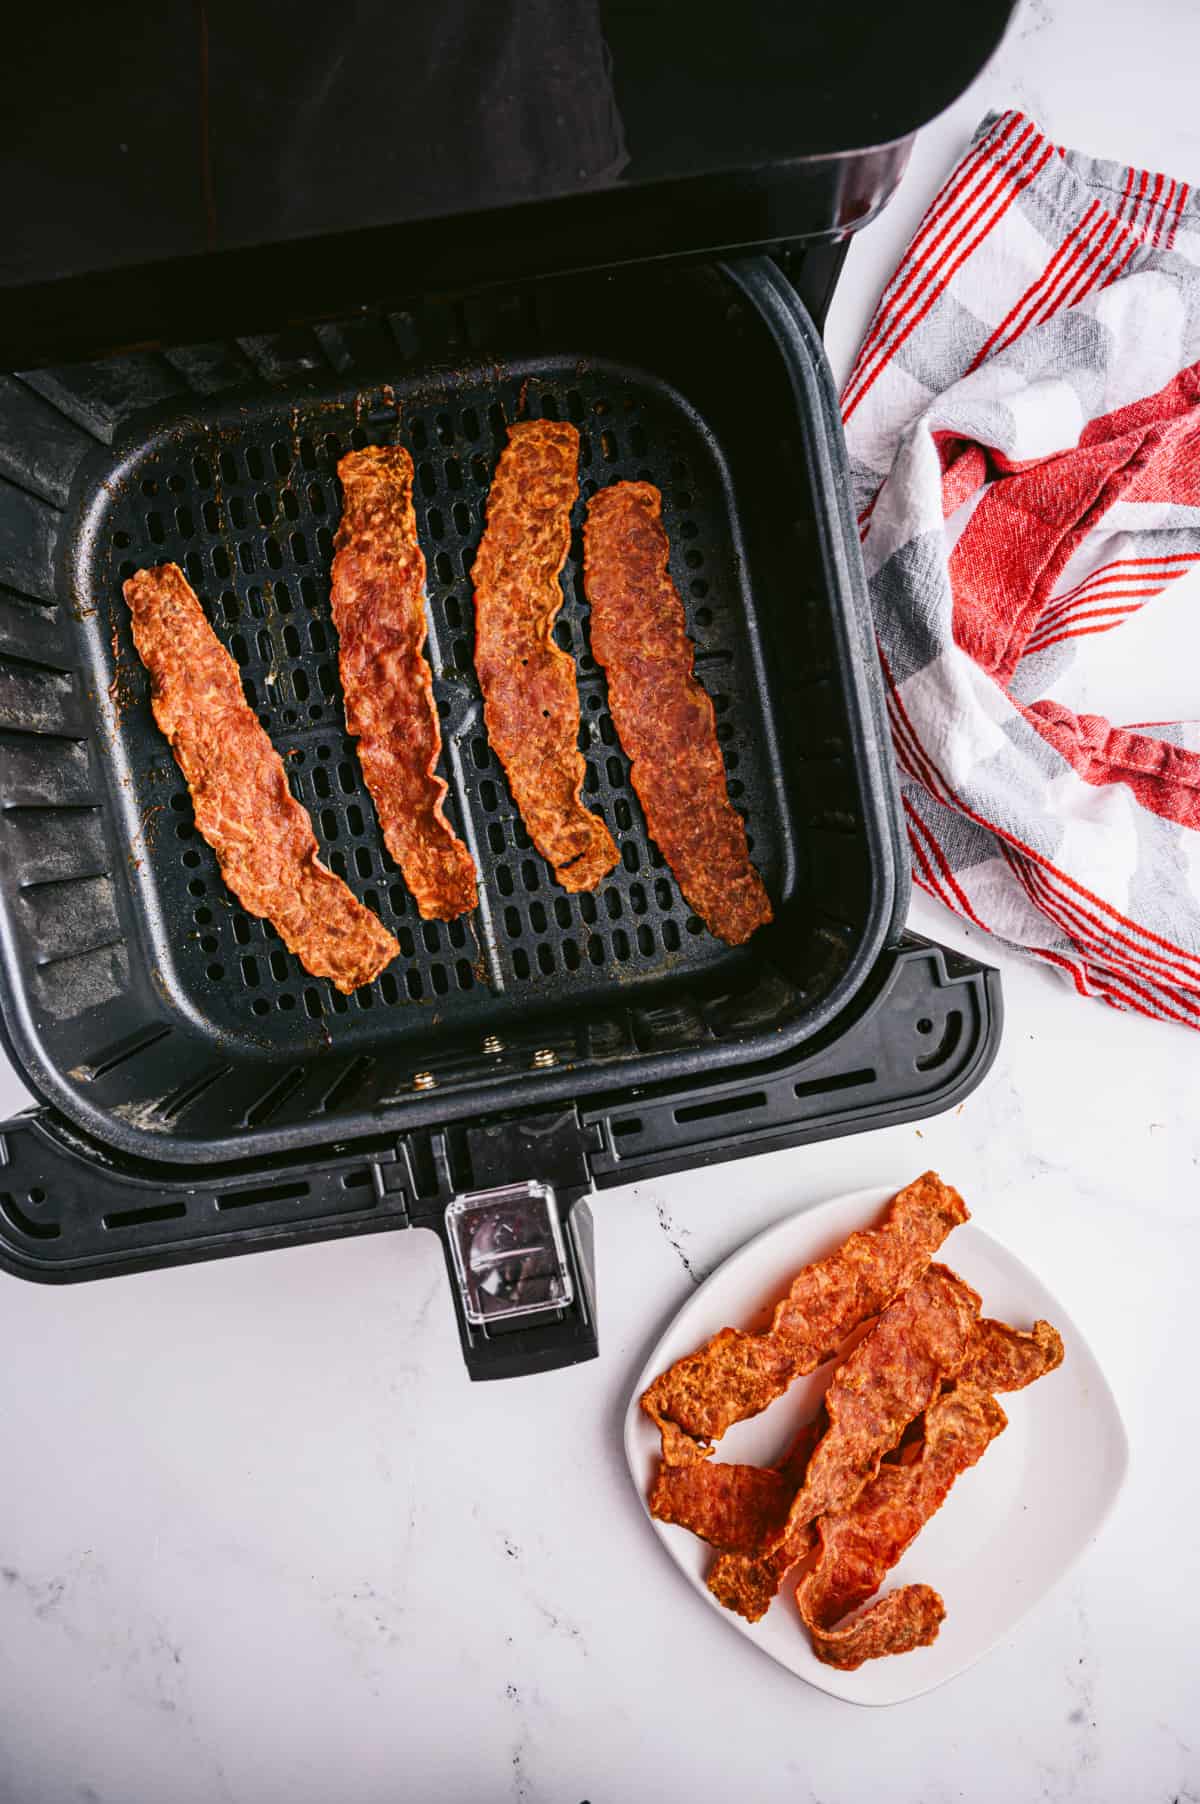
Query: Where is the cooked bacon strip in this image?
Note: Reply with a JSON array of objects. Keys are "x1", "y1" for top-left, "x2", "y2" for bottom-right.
[
  {"x1": 583, "y1": 480, "x2": 771, "y2": 944},
  {"x1": 956, "y1": 1315, "x2": 1064, "y2": 1390},
  {"x1": 798, "y1": 1317, "x2": 1064, "y2": 1667},
  {"x1": 649, "y1": 1418, "x2": 821, "y2": 1555},
  {"x1": 805, "y1": 1584, "x2": 948, "y2": 1670},
  {"x1": 705, "y1": 1519, "x2": 817, "y2": 1626},
  {"x1": 641, "y1": 1173, "x2": 969, "y2": 1463},
  {"x1": 708, "y1": 1264, "x2": 981, "y2": 1621},
  {"x1": 759, "y1": 1261, "x2": 981, "y2": 1540},
  {"x1": 473, "y1": 420, "x2": 617, "y2": 891},
  {"x1": 699, "y1": 1314, "x2": 1063, "y2": 1630},
  {"x1": 332, "y1": 446, "x2": 477, "y2": 920},
  {"x1": 655, "y1": 1319, "x2": 1062, "y2": 1553},
  {"x1": 124, "y1": 563, "x2": 399, "y2": 993},
  {"x1": 798, "y1": 1386, "x2": 1005, "y2": 1668}
]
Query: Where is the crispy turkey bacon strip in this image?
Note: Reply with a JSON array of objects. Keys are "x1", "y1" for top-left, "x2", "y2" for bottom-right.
[
  {"x1": 702, "y1": 1314, "x2": 1064, "y2": 1629},
  {"x1": 473, "y1": 420, "x2": 617, "y2": 891},
  {"x1": 798, "y1": 1315, "x2": 1064, "y2": 1670},
  {"x1": 124, "y1": 563, "x2": 399, "y2": 993},
  {"x1": 799, "y1": 1387, "x2": 1007, "y2": 1669},
  {"x1": 707, "y1": 1263, "x2": 982, "y2": 1622},
  {"x1": 641, "y1": 1172, "x2": 969, "y2": 1466},
  {"x1": 654, "y1": 1318, "x2": 1063, "y2": 1559},
  {"x1": 649, "y1": 1418, "x2": 822, "y2": 1556},
  {"x1": 810, "y1": 1584, "x2": 949, "y2": 1670},
  {"x1": 956, "y1": 1315, "x2": 1064, "y2": 1391},
  {"x1": 583, "y1": 480, "x2": 772, "y2": 945},
  {"x1": 754, "y1": 1262, "x2": 982, "y2": 1540},
  {"x1": 332, "y1": 445, "x2": 478, "y2": 920}
]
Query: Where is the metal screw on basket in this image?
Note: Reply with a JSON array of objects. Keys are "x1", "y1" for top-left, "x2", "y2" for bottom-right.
[
  {"x1": 482, "y1": 1034, "x2": 505, "y2": 1056},
  {"x1": 412, "y1": 1071, "x2": 437, "y2": 1091},
  {"x1": 531, "y1": 1048, "x2": 558, "y2": 1069}
]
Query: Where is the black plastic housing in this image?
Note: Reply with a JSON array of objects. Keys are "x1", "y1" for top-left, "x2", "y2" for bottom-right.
[{"x1": 1, "y1": 2, "x2": 1017, "y2": 366}]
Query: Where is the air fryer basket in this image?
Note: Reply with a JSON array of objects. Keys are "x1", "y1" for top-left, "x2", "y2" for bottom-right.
[{"x1": 0, "y1": 257, "x2": 903, "y2": 1163}]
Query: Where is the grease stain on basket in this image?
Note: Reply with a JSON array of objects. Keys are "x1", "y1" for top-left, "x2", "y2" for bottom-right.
[{"x1": 110, "y1": 1097, "x2": 173, "y2": 1132}]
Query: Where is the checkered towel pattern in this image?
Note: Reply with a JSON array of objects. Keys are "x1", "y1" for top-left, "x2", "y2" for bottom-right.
[{"x1": 847, "y1": 109, "x2": 1200, "y2": 1028}]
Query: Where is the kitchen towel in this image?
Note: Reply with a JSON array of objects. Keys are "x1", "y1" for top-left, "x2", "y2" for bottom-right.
[{"x1": 847, "y1": 109, "x2": 1200, "y2": 1028}]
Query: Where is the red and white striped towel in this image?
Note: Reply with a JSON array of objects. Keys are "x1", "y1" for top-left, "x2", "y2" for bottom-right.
[{"x1": 847, "y1": 109, "x2": 1200, "y2": 1029}]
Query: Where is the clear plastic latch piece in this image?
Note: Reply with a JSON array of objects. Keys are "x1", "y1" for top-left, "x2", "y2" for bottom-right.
[{"x1": 445, "y1": 1181, "x2": 574, "y2": 1327}]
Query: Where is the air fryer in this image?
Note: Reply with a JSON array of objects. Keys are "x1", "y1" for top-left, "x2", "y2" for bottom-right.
[{"x1": 0, "y1": 1, "x2": 1011, "y2": 1377}]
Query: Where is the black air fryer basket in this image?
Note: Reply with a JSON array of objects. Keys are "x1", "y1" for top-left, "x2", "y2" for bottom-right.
[{"x1": 0, "y1": 5, "x2": 1009, "y2": 1377}]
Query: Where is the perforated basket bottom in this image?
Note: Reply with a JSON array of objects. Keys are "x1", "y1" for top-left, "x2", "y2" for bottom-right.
[{"x1": 84, "y1": 356, "x2": 791, "y2": 1056}]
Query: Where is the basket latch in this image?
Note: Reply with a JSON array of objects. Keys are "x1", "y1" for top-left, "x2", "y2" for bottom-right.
[
  {"x1": 445, "y1": 1180, "x2": 574, "y2": 1329},
  {"x1": 410, "y1": 1107, "x2": 598, "y2": 1382}
]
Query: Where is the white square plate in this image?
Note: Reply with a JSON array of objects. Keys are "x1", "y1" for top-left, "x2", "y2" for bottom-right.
[{"x1": 624, "y1": 1184, "x2": 1128, "y2": 1706}]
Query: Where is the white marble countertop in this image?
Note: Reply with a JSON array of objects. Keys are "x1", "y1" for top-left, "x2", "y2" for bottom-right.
[{"x1": 3, "y1": 3, "x2": 1199, "y2": 1799}]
